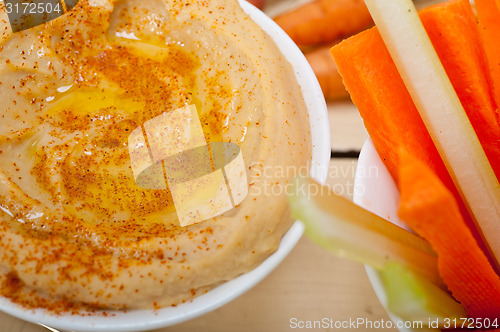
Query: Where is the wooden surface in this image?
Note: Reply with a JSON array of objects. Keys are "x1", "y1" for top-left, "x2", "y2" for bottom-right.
[{"x1": 0, "y1": 0, "x2": 398, "y2": 331}]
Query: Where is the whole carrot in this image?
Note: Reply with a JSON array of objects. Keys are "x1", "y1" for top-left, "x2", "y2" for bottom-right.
[
  {"x1": 274, "y1": 0, "x2": 373, "y2": 46},
  {"x1": 246, "y1": 0, "x2": 265, "y2": 9},
  {"x1": 304, "y1": 45, "x2": 349, "y2": 100}
]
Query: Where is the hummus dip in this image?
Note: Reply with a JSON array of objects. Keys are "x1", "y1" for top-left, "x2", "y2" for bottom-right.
[{"x1": 0, "y1": 0, "x2": 311, "y2": 310}]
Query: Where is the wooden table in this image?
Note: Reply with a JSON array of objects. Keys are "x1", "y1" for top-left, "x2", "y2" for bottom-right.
[{"x1": 0, "y1": 1, "x2": 400, "y2": 331}]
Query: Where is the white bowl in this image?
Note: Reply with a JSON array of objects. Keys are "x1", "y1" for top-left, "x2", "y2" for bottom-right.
[
  {"x1": 0, "y1": 1, "x2": 330, "y2": 331},
  {"x1": 353, "y1": 138, "x2": 425, "y2": 332}
]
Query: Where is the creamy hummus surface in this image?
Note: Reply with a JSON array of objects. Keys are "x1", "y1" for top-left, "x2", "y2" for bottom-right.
[{"x1": 0, "y1": 0, "x2": 311, "y2": 310}]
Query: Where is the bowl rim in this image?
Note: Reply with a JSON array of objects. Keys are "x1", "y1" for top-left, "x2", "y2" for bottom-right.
[{"x1": 0, "y1": 1, "x2": 331, "y2": 331}]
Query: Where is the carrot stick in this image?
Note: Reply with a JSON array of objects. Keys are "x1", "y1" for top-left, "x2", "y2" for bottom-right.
[
  {"x1": 330, "y1": 27, "x2": 456, "y2": 199},
  {"x1": 273, "y1": 0, "x2": 373, "y2": 46},
  {"x1": 420, "y1": 0, "x2": 500, "y2": 181},
  {"x1": 398, "y1": 149, "x2": 500, "y2": 319},
  {"x1": 330, "y1": 6, "x2": 495, "y2": 266},
  {"x1": 304, "y1": 45, "x2": 349, "y2": 100},
  {"x1": 475, "y1": 0, "x2": 500, "y2": 109},
  {"x1": 363, "y1": 0, "x2": 500, "y2": 269}
]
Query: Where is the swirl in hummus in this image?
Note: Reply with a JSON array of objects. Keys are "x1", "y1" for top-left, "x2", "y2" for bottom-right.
[{"x1": 0, "y1": 0, "x2": 311, "y2": 309}]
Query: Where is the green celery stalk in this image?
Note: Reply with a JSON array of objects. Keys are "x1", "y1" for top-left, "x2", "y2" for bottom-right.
[
  {"x1": 381, "y1": 263, "x2": 466, "y2": 327},
  {"x1": 288, "y1": 176, "x2": 440, "y2": 286},
  {"x1": 288, "y1": 176, "x2": 466, "y2": 326}
]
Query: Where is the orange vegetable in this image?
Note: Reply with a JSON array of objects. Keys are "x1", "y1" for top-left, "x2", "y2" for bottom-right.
[
  {"x1": 398, "y1": 149, "x2": 500, "y2": 319},
  {"x1": 475, "y1": 0, "x2": 500, "y2": 109},
  {"x1": 246, "y1": 0, "x2": 265, "y2": 10},
  {"x1": 330, "y1": 4, "x2": 493, "y2": 261},
  {"x1": 330, "y1": 28, "x2": 459, "y2": 202},
  {"x1": 273, "y1": 0, "x2": 373, "y2": 46},
  {"x1": 331, "y1": 28, "x2": 438, "y2": 184},
  {"x1": 304, "y1": 45, "x2": 349, "y2": 100},
  {"x1": 419, "y1": 0, "x2": 500, "y2": 181}
]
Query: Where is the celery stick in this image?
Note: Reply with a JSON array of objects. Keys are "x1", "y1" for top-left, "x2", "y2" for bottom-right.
[
  {"x1": 288, "y1": 176, "x2": 466, "y2": 325},
  {"x1": 381, "y1": 263, "x2": 466, "y2": 327},
  {"x1": 287, "y1": 176, "x2": 442, "y2": 287},
  {"x1": 363, "y1": 0, "x2": 500, "y2": 265}
]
